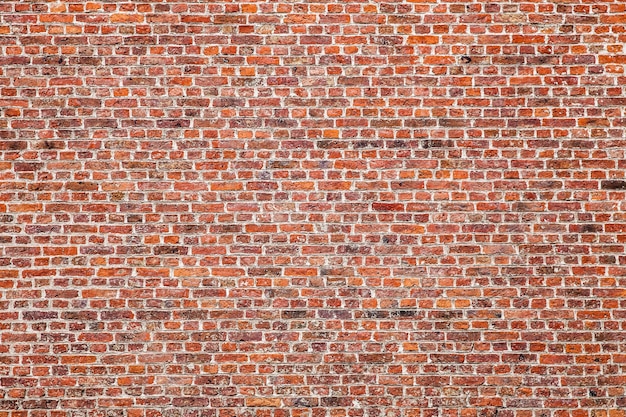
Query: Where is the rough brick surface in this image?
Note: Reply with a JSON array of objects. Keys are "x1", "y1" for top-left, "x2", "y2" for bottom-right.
[{"x1": 1, "y1": 0, "x2": 626, "y2": 416}]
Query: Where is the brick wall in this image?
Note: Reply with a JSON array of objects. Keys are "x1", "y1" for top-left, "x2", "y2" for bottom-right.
[{"x1": 1, "y1": 1, "x2": 626, "y2": 416}]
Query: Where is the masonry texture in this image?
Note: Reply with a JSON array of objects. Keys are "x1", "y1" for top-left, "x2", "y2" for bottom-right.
[{"x1": 1, "y1": 0, "x2": 626, "y2": 416}]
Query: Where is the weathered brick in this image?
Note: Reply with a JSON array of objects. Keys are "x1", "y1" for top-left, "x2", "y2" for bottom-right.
[{"x1": 0, "y1": 1, "x2": 624, "y2": 416}]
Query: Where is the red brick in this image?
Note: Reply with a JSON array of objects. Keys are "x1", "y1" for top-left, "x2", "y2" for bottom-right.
[{"x1": 0, "y1": 1, "x2": 623, "y2": 415}]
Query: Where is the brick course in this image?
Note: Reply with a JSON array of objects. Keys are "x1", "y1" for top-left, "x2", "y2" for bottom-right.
[{"x1": 1, "y1": 0, "x2": 626, "y2": 416}]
